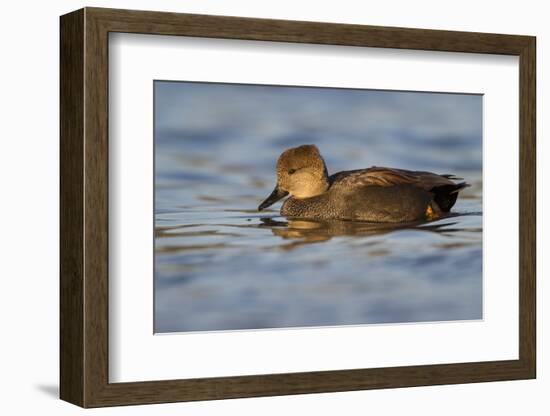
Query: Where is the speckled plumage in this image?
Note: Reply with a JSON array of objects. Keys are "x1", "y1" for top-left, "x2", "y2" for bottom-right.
[{"x1": 258, "y1": 145, "x2": 469, "y2": 223}]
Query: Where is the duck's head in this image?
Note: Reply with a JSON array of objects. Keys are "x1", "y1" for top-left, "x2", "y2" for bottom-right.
[{"x1": 258, "y1": 144, "x2": 329, "y2": 211}]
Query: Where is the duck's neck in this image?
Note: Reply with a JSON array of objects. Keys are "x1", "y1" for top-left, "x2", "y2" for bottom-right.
[{"x1": 292, "y1": 176, "x2": 329, "y2": 199}]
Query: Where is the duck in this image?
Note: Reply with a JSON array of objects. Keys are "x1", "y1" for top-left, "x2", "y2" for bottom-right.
[{"x1": 258, "y1": 144, "x2": 469, "y2": 223}]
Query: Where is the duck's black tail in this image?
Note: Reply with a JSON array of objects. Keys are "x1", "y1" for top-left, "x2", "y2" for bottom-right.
[{"x1": 431, "y1": 182, "x2": 470, "y2": 212}]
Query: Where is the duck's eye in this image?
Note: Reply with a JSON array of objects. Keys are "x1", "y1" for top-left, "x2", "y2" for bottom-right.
[{"x1": 288, "y1": 168, "x2": 297, "y2": 175}]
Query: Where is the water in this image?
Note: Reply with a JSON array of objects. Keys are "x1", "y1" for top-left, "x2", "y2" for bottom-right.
[{"x1": 154, "y1": 81, "x2": 483, "y2": 333}]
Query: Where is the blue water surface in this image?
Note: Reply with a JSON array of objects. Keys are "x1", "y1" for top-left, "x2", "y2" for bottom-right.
[{"x1": 154, "y1": 81, "x2": 483, "y2": 333}]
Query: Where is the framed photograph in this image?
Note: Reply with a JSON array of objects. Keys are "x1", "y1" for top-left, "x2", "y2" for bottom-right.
[{"x1": 60, "y1": 7, "x2": 536, "y2": 408}]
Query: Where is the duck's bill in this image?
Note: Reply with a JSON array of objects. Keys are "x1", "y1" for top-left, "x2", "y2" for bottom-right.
[{"x1": 258, "y1": 187, "x2": 289, "y2": 211}]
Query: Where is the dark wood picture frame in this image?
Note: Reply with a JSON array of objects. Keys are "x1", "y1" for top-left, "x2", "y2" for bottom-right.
[{"x1": 60, "y1": 7, "x2": 536, "y2": 408}]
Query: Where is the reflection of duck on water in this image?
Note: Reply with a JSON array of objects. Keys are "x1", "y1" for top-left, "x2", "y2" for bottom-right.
[
  {"x1": 259, "y1": 145, "x2": 469, "y2": 223},
  {"x1": 260, "y1": 217, "x2": 462, "y2": 249}
]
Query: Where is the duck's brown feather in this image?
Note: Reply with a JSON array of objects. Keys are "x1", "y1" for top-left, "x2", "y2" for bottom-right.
[{"x1": 329, "y1": 166, "x2": 460, "y2": 192}]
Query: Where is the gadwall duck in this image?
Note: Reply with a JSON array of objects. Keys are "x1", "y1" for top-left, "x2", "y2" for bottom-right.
[{"x1": 258, "y1": 144, "x2": 469, "y2": 223}]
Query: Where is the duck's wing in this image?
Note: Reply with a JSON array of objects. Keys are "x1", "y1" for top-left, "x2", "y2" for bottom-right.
[{"x1": 329, "y1": 167, "x2": 463, "y2": 191}]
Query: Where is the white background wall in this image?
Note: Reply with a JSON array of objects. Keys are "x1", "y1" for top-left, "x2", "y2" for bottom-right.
[{"x1": 0, "y1": 0, "x2": 545, "y2": 414}]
